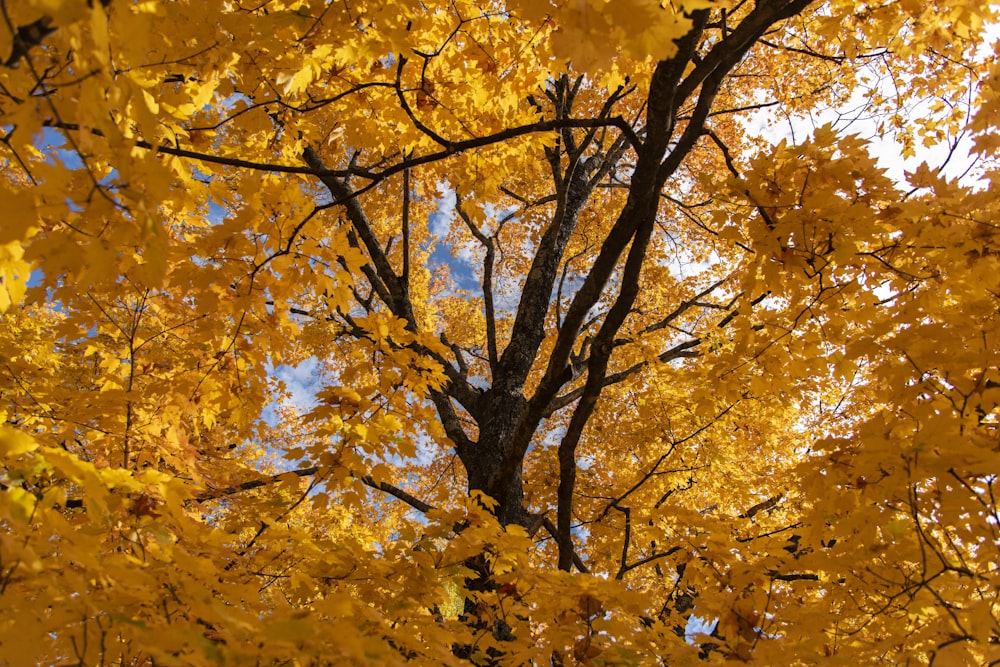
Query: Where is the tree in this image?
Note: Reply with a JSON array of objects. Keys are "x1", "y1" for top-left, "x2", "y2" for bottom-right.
[{"x1": 1, "y1": 0, "x2": 999, "y2": 663}]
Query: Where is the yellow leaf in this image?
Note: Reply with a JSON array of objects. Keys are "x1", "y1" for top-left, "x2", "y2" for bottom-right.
[{"x1": 0, "y1": 426, "x2": 37, "y2": 457}]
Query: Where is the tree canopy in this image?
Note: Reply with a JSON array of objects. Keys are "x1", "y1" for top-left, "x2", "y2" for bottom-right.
[{"x1": 2, "y1": 0, "x2": 1000, "y2": 664}]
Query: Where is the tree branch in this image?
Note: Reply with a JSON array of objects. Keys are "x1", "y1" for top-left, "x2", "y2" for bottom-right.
[
  {"x1": 541, "y1": 516, "x2": 589, "y2": 574},
  {"x1": 359, "y1": 474, "x2": 435, "y2": 514},
  {"x1": 740, "y1": 494, "x2": 783, "y2": 519},
  {"x1": 595, "y1": 401, "x2": 739, "y2": 521},
  {"x1": 455, "y1": 199, "x2": 500, "y2": 371},
  {"x1": 401, "y1": 165, "x2": 412, "y2": 298},
  {"x1": 493, "y1": 81, "x2": 626, "y2": 395},
  {"x1": 31, "y1": 462, "x2": 437, "y2": 517},
  {"x1": 544, "y1": 338, "x2": 701, "y2": 416},
  {"x1": 44, "y1": 114, "x2": 640, "y2": 181},
  {"x1": 304, "y1": 147, "x2": 412, "y2": 321},
  {"x1": 553, "y1": 206, "x2": 658, "y2": 569},
  {"x1": 675, "y1": 0, "x2": 817, "y2": 107},
  {"x1": 197, "y1": 466, "x2": 320, "y2": 501}
]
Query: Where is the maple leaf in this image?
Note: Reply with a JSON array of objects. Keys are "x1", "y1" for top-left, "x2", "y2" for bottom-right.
[{"x1": 1, "y1": 0, "x2": 999, "y2": 664}]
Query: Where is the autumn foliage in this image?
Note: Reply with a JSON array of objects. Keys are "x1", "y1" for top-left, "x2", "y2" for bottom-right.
[{"x1": 2, "y1": 0, "x2": 1000, "y2": 664}]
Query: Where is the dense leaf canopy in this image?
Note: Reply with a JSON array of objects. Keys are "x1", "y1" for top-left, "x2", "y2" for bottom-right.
[{"x1": 1, "y1": 0, "x2": 1000, "y2": 664}]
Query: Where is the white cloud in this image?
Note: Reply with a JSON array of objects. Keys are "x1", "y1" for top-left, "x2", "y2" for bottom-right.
[
  {"x1": 429, "y1": 187, "x2": 456, "y2": 238},
  {"x1": 268, "y1": 358, "x2": 320, "y2": 419}
]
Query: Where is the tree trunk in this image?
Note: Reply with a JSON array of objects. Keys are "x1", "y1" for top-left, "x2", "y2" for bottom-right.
[{"x1": 462, "y1": 388, "x2": 529, "y2": 526}]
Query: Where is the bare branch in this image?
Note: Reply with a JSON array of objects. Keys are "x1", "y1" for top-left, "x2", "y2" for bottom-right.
[
  {"x1": 541, "y1": 516, "x2": 589, "y2": 574},
  {"x1": 359, "y1": 475, "x2": 435, "y2": 514},
  {"x1": 740, "y1": 494, "x2": 783, "y2": 520},
  {"x1": 197, "y1": 466, "x2": 320, "y2": 501}
]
